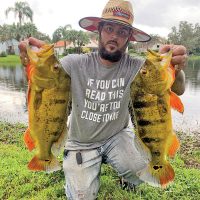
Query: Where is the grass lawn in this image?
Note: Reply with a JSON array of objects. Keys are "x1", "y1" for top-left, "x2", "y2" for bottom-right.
[
  {"x1": 0, "y1": 55, "x2": 21, "y2": 65},
  {"x1": 0, "y1": 122, "x2": 200, "y2": 200},
  {"x1": 189, "y1": 55, "x2": 200, "y2": 60}
]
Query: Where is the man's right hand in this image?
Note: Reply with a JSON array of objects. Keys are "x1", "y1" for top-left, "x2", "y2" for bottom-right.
[{"x1": 18, "y1": 37, "x2": 46, "y2": 66}]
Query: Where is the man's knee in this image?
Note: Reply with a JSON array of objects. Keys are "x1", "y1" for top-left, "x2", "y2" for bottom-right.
[
  {"x1": 63, "y1": 149, "x2": 101, "y2": 200},
  {"x1": 65, "y1": 184, "x2": 98, "y2": 200}
]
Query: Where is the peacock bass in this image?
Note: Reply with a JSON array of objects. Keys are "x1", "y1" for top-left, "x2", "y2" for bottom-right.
[
  {"x1": 130, "y1": 49, "x2": 184, "y2": 188},
  {"x1": 24, "y1": 44, "x2": 71, "y2": 172}
]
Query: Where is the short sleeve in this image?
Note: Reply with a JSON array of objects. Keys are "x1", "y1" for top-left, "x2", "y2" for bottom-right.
[{"x1": 60, "y1": 54, "x2": 80, "y2": 76}]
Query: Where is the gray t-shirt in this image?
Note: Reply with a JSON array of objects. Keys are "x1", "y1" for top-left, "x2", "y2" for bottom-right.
[{"x1": 60, "y1": 52, "x2": 145, "y2": 150}]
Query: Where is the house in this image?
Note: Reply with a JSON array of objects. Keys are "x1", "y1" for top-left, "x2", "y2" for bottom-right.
[
  {"x1": 54, "y1": 40, "x2": 73, "y2": 56},
  {"x1": 54, "y1": 39, "x2": 98, "y2": 56},
  {"x1": 0, "y1": 43, "x2": 7, "y2": 54},
  {"x1": 0, "y1": 39, "x2": 19, "y2": 55}
]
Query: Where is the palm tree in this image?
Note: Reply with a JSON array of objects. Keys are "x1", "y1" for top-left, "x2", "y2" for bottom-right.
[
  {"x1": 65, "y1": 30, "x2": 90, "y2": 53},
  {"x1": 0, "y1": 24, "x2": 11, "y2": 42},
  {"x1": 5, "y1": 1, "x2": 33, "y2": 26},
  {"x1": 52, "y1": 24, "x2": 72, "y2": 50}
]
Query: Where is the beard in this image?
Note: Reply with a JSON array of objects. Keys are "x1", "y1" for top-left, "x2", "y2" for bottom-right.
[
  {"x1": 99, "y1": 46, "x2": 123, "y2": 62},
  {"x1": 98, "y1": 40, "x2": 127, "y2": 62}
]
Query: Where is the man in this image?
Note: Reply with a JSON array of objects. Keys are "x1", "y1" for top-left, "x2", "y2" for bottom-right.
[{"x1": 19, "y1": 0, "x2": 187, "y2": 199}]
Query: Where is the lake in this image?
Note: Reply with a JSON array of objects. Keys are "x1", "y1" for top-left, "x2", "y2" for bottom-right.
[{"x1": 0, "y1": 59, "x2": 200, "y2": 134}]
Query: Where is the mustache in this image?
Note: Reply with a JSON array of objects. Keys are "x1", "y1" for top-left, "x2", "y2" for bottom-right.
[{"x1": 106, "y1": 40, "x2": 118, "y2": 46}]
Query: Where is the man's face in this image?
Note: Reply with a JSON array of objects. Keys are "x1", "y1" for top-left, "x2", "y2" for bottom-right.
[{"x1": 99, "y1": 22, "x2": 131, "y2": 62}]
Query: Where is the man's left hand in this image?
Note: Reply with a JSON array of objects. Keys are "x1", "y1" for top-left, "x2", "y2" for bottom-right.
[{"x1": 159, "y1": 44, "x2": 187, "y2": 74}]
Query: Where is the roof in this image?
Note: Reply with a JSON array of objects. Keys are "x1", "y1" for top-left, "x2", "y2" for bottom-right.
[
  {"x1": 54, "y1": 39, "x2": 98, "y2": 48},
  {"x1": 54, "y1": 40, "x2": 72, "y2": 48}
]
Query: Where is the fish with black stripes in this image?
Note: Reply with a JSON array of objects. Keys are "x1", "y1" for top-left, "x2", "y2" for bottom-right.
[
  {"x1": 130, "y1": 49, "x2": 184, "y2": 188},
  {"x1": 24, "y1": 44, "x2": 71, "y2": 172}
]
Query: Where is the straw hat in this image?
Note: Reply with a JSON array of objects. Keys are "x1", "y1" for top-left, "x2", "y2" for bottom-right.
[{"x1": 79, "y1": 0, "x2": 151, "y2": 42}]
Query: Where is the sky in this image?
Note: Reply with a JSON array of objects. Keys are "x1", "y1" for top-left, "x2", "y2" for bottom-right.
[{"x1": 0, "y1": 0, "x2": 200, "y2": 39}]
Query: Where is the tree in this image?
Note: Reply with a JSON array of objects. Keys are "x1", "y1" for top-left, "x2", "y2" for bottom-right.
[
  {"x1": 64, "y1": 30, "x2": 90, "y2": 53},
  {"x1": 0, "y1": 24, "x2": 10, "y2": 42},
  {"x1": 87, "y1": 31, "x2": 99, "y2": 41},
  {"x1": 193, "y1": 23, "x2": 200, "y2": 55},
  {"x1": 168, "y1": 26, "x2": 180, "y2": 44},
  {"x1": 0, "y1": 23, "x2": 50, "y2": 43},
  {"x1": 36, "y1": 31, "x2": 51, "y2": 43},
  {"x1": 168, "y1": 21, "x2": 200, "y2": 54},
  {"x1": 5, "y1": 1, "x2": 33, "y2": 26},
  {"x1": 75, "y1": 31, "x2": 90, "y2": 53},
  {"x1": 52, "y1": 24, "x2": 72, "y2": 50}
]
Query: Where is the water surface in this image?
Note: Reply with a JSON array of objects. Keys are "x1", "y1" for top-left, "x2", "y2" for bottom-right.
[{"x1": 0, "y1": 59, "x2": 200, "y2": 134}]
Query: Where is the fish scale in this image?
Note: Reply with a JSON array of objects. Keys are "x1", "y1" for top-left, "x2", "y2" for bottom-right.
[
  {"x1": 130, "y1": 49, "x2": 184, "y2": 188},
  {"x1": 24, "y1": 44, "x2": 71, "y2": 172}
]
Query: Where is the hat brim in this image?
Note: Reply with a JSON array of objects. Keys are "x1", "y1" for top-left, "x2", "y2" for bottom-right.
[{"x1": 79, "y1": 17, "x2": 151, "y2": 42}]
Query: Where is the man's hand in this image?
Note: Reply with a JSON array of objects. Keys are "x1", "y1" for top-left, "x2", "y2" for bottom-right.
[
  {"x1": 159, "y1": 44, "x2": 187, "y2": 95},
  {"x1": 18, "y1": 37, "x2": 45, "y2": 66},
  {"x1": 159, "y1": 44, "x2": 187, "y2": 74}
]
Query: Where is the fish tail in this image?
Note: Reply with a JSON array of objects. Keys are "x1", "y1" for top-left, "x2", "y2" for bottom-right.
[
  {"x1": 168, "y1": 132, "x2": 180, "y2": 158},
  {"x1": 24, "y1": 128, "x2": 35, "y2": 151},
  {"x1": 137, "y1": 161, "x2": 175, "y2": 188},
  {"x1": 159, "y1": 162, "x2": 175, "y2": 188},
  {"x1": 28, "y1": 155, "x2": 61, "y2": 172},
  {"x1": 170, "y1": 91, "x2": 184, "y2": 113}
]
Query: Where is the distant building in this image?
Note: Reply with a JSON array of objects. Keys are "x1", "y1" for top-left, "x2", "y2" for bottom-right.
[
  {"x1": 131, "y1": 36, "x2": 167, "y2": 53},
  {"x1": 0, "y1": 39, "x2": 19, "y2": 55},
  {"x1": 54, "y1": 41, "x2": 73, "y2": 56},
  {"x1": 54, "y1": 39, "x2": 98, "y2": 55}
]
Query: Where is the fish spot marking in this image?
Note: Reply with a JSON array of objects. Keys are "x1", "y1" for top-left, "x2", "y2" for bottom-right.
[
  {"x1": 142, "y1": 137, "x2": 160, "y2": 143},
  {"x1": 134, "y1": 101, "x2": 156, "y2": 108},
  {"x1": 152, "y1": 151, "x2": 161, "y2": 156},
  {"x1": 153, "y1": 165, "x2": 163, "y2": 170}
]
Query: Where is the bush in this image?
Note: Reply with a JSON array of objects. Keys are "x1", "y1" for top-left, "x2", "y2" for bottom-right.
[
  {"x1": 62, "y1": 49, "x2": 68, "y2": 56},
  {"x1": 0, "y1": 51, "x2": 7, "y2": 57},
  {"x1": 8, "y1": 50, "x2": 15, "y2": 55},
  {"x1": 140, "y1": 52, "x2": 146, "y2": 57},
  {"x1": 62, "y1": 48, "x2": 76, "y2": 56},
  {"x1": 82, "y1": 47, "x2": 91, "y2": 54},
  {"x1": 128, "y1": 49, "x2": 136, "y2": 54}
]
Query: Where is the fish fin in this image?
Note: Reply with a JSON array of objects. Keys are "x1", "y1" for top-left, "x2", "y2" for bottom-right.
[
  {"x1": 51, "y1": 127, "x2": 68, "y2": 156},
  {"x1": 170, "y1": 91, "x2": 184, "y2": 113},
  {"x1": 28, "y1": 155, "x2": 61, "y2": 172},
  {"x1": 24, "y1": 128, "x2": 35, "y2": 151},
  {"x1": 168, "y1": 132, "x2": 180, "y2": 158},
  {"x1": 136, "y1": 161, "x2": 175, "y2": 188}
]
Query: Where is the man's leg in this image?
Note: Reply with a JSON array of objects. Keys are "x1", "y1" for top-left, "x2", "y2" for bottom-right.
[
  {"x1": 103, "y1": 128, "x2": 151, "y2": 185},
  {"x1": 63, "y1": 149, "x2": 102, "y2": 200}
]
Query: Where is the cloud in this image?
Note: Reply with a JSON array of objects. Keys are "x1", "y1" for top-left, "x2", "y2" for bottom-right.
[
  {"x1": 1, "y1": 0, "x2": 200, "y2": 38},
  {"x1": 133, "y1": 0, "x2": 200, "y2": 29}
]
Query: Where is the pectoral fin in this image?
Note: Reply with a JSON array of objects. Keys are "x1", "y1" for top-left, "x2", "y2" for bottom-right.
[
  {"x1": 24, "y1": 128, "x2": 35, "y2": 151},
  {"x1": 170, "y1": 91, "x2": 184, "y2": 113},
  {"x1": 168, "y1": 132, "x2": 180, "y2": 158}
]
